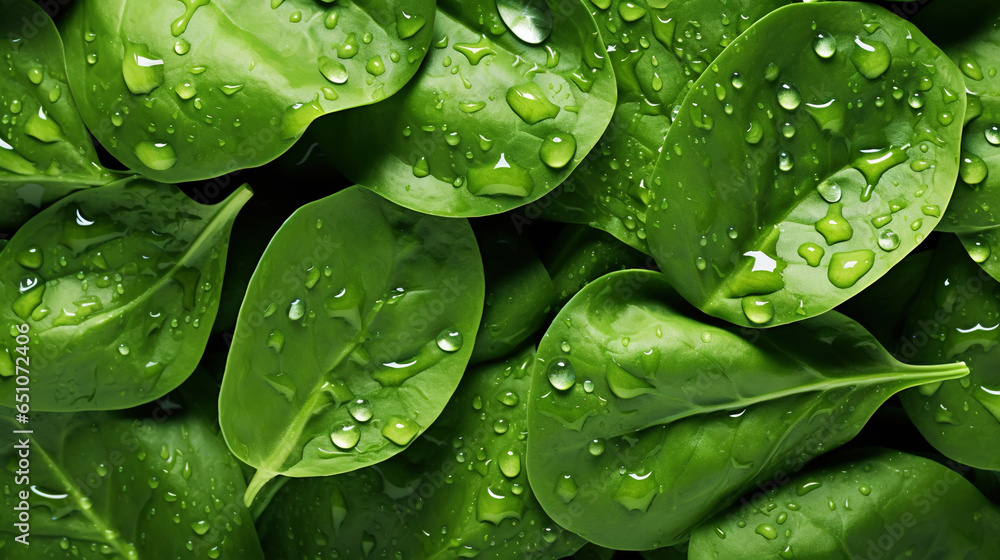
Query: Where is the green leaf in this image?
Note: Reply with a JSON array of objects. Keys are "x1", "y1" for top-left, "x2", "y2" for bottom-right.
[
  {"x1": 0, "y1": 178, "x2": 250, "y2": 410},
  {"x1": 689, "y1": 449, "x2": 1000, "y2": 560},
  {"x1": 536, "y1": 0, "x2": 791, "y2": 254},
  {"x1": 0, "y1": 0, "x2": 115, "y2": 231},
  {"x1": 914, "y1": 0, "x2": 1000, "y2": 233},
  {"x1": 0, "y1": 406, "x2": 264, "y2": 559},
  {"x1": 898, "y1": 235, "x2": 1000, "y2": 470},
  {"x1": 219, "y1": 186, "x2": 484, "y2": 505},
  {"x1": 543, "y1": 224, "x2": 649, "y2": 307},
  {"x1": 471, "y1": 218, "x2": 555, "y2": 364},
  {"x1": 60, "y1": 0, "x2": 435, "y2": 182},
  {"x1": 526, "y1": 270, "x2": 969, "y2": 550},
  {"x1": 257, "y1": 348, "x2": 584, "y2": 560},
  {"x1": 315, "y1": 0, "x2": 617, "y2": 217},
  {"x1": 647, "y1": 2, "x2": 965, "y2": 327}
]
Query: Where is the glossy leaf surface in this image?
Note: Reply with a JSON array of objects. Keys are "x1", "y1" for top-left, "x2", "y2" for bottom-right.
[
  {"x1": 257, "y1": 348, "x2": 583, "y2": 560},
  {"x1": 317, "y1": 0, "x2": 617, "y2": 217},
  {"x1": 898, "y1": 235, "x2": 1000, "y2": 470},
  {"x1": 0, "y1": 0, "x2": 114, "y2": 231},
  {"x1": 648, "y1": 2, "x2": 965, "y2": 327},
  {"x1": 0, "y1": 178, "x2": 250, "y2": 411},
  {"x1": 0, "y1": 405, "x2": 264, "y2": 559},
  {"x1": 471, "y1": 220, "x2": 555, "y2": 364},
  {"x1": 61, "y1": 0, "x2": 435, "y2": 182},
  {"x1": 527, "y1": 270, "x2": 969, "y2": 549},
  {"x1": 539, "y1": 0, "x2": 790, "y2": 253},
  {"x1": 689, "y1": 449, "x2": 1000, "y2": 560},
  {"x1": 915, "y1": 0, "x2": 1000, "y2": 233},
  {"x1": 544, "y1": 224, "x2": 648, "y2": 307},
  {"x1": 220, "y1": 186, "x2": 484, "y2": 504}
]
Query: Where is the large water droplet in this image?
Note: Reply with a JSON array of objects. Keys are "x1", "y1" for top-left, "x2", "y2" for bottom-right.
[
  {"x1": 499, "y1": 451, "x2": 521, "y2": 478},
  {"x1": 330, "y1": 421, "x2": 360, "y2": 450},
  {"x1": 556, "y1": 474, "x2": 578, "y2": 503},
  {"x1": 134, "y1": 141, "x2": 177, "y2": 171},
  {"x1": 122, "y1": 42, "x2": 164, "y2": 95},
  {"x1": 395, "y1": 11, "x2": 426, "y2": 39},
  {"x1": 744, "y1": 120, "x2": 763, "y2": 144},
  {"x1": 776, "y1": 83, "x2": 801, "y2": 111},
  {"x1": 850, "y1": 36, "x2": 890, "y2": 79},
  {"x1": 877, "y1": 229, "x2": 900, "y2": 252},
  {"x1": 436, "y1": 329, "x2": 464, "y2": 352},
  {"x1": 381, "y1": 417, "x2": 419, "y2": 446},
  {"x1": 815, "y1": 203, "x2": 853, "y2": 245},
  {"x1": 287, "y1": 298, "x2": 305, "y2": 320},
  {"x1": 453, "y1": 36, "x2": 496, "y2": 65},
  {"x1": 816, "y1": 178, "x2": 842, "y2": 203},
  {"x1": 812, "y1": 32, "x2": 837, "y2": 59},
  {"x1": 506, "y1": 82, "x2": 560, "y2": 124},
  {"x1": 960, "y1": 152, "x2": 988, "y2": 185},
  {"x1": 16, "y1": 246, "x2": 42, "y2": 269},
  {"x1": 348, "y1": 399, "x2": 373, "y2": 422},
  {"x1": 741, "y1": 297, "x2": 774, "y2": 325},
  {"x1": 467, "y1": 153, "x2": 535, "y2": 197},
  {"x1": 539, "y1": 133, "x2": 577, "y2": 169},
  {"x1": 496, "y1": 0, "x2": 554, "y2": 44},
  {"x1": 985, "y1": 125, "x2": 1000, "y2": 146},
  {"x1": 798, "y1": 243, "x2": 824, "y2": 267},
  {"x1": 547, "y1": 359, "x2": 576, "y2": 390},
  {"x1": 318, "y1": 56, "x2": 349, "y2": 84},
  {"x1": 828, "y1": 250, "x2": 875, "y2": 289}
]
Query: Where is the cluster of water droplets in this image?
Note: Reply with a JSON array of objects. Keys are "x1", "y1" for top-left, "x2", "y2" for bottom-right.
[{"x1": 664, "y1": 16, "x2": 960, "y2": 324}]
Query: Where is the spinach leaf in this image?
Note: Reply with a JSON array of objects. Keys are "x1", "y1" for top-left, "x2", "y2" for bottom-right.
[
  {"x1": 689, "y1": 449, "x2": 1000, "y2": 560},
  {"x1": 60, "y1": 0, "x2": 435, "y2": 182},
  {"x1": 257, "y1": 348, "x2": 584, "y2": 560},
  {"x1": 471, "y1": 218, "x2": 555, "y2": 364},
  {"x1": 0, "y1": 405, "x2": 264, "y2": 558},
  {"x1": 1, "y1": 0, "x2": 115, "y2": 231},
  {"x1": 315, "y1": 0, "x2": 617, "y2": 217},
  {"x1": 914, "y1": 0, "x2": 1000, "y2": 233},
  {"x1": 543, "y1": 224, "x2": 649, "y2": 307},
  {"x1": 647, "y1": 2, "x2": 965, "y2": 327},
  {"x1": 219, "y1": 186, "x2": 484, "y2": 505},
  {"x1": 526, "y1": 270, "x2": 969, "y2": 550},
  {"x1": 898, "y1": 235, "x2": 1000, "y2": 470},
  {"x1": 536, "y1": 0, "x2": 790, "y2": 254},
  {"x1": 0, "y1": 178, "x2": 250, "y2": 411}
]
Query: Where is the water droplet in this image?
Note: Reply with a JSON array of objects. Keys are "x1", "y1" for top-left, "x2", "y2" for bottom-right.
[
  {"x1": 859, "y1": 485, "x2": 872, "y2": 496},
  {"x1": 281, "y1": 97, "x2": 324, "y2": 140},
  {"x1": 499, "y1": 451, "x2": 521, "y2": 477},
  {"x1": 365, "y1": 55, "x2": 385, "y2": 76},
  {"x1": 850, "y1": 36, "x2": 890, "y2": 79},
  {"x1": 986, "y1": 125, "x2": 1000, "y2": 146},
  {"x1": 744, "y1": 120, "x2": 763, "y2": 144},
  {"x1": 330, "y1": 421, "x2": 360, "y2": 449},
  {"x1": 908, "y1": 92, "x2": 924, "y2": 109},
  {"x1": 960, "y1": 153, "x2": 988, "y2": 185},
  {"x1": 506, "y1": 82, "x2": 560, "y2": 124},
  {"x1": 348, "y1": 399, "x2": 373, "y2": 422},
  {"x1": 556, "y1": 474, "x2": 578, "y2": 503},
  {"x1": 118, "y1": 344, "x2": 130, "y2": 356},
  {"x1": 171, "y1": 0, "x2": 211, "y2": 37},
  {"x1": 877, "y1": 229, "x2": 900, "y2": 252},
  {"x1": 614, "y1": 470, "x2": 657, "y2": 512},
  {"x1": 467, "y1": 153, "x2": 535, "y2": 197},
  {"x1": 798, "y1": 243, "x2": 824, "y2": 267},
  {"x1": 412, "y1": 156, "x2": 430, "y2": 178},
  {"x1": 266, "y1": 330, "x2": 284, "y2": 353},
  {"x1": 828, "y1": 250, "x2": 875, "y2": 289},
  {"x1": 134, "y1": 141, "x2": 177, "y2": 171},
  {"x1": 731, "y1": 72, "x2": 744, "y2": 89},
  {"x1": 967, "y1": 238, "x2": 991, "y2": 263},
  {"x1": 287, "y1": 298, "x2": 305, "y2": 320},
  {"x1": 755, "y1": 524, "x2": 778, "y2": 540},
  {"x1": 453, "y1": 36, "x2": 496, "y2": 65},
  {"x1": 618, "y1": 1, "x2": 646, "y2": 21},
  {"x1": 813, "y1": 32, "x2": 837, "y2": 59},
  {"x1": 396, "y1": 11, "x2": 427, "y2": 39},
  {"x1": 539, "y1": 133, "x2": 577, "y2": 168},
  {"x1": 547, "y1": 359, "x2": 576, "y2": 390},
  {"x1": 318, "y1": 56, "x2": 349, "y2": 84},
  {"x1": 174, "y1": 39, "x2": 190, "y2": 55},
  {"x1": 336, "y1": 33, "x2": 359, "y2": 58},
  {"x1": 776, "y1": 83, "x2": 801, "y2": 110},
  {"x1": 778, "y1": 152, "x2": 794, "y2": 172},
  {"x1": 742, "y1": 297, "x2": 774, "y2": 325},
  {"x1": 961, "y1": 55, "x2": 985, "y2": 81},
  {"x1": 497, "y1": 0, "x2": 553, "y2": 44},
  {"x1": 588, "y1": 439, "x2": 605, "y2": 456},
  {"x1": 191, "y1": 520, "x2": 210, "y2": 536},
  {"x1": 816, "y1": 178, "x2": 842, "y2": 203},
  {"x1": 381, "y1": 417, "x2": 419, "y2": 446},
  {"x1": 815, "y1": 203, "x2": 853, "y2": 245},
  {"x1": 15, "y1": 246, "x2": 42, "y2": 269},
  {"x1": 436, "y1": 329, "x2": 463, "y2": 352}
]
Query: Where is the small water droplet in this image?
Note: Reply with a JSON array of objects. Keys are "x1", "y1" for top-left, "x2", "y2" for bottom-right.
[
  {"x1": 813, "y1": 32, "x2": 837, "y2": 59},
  {"x1": 348, "y1": 399, "x2": 373, "y2": 422},
  {"x1": 851, "y1": 36, "x2": 891, "y2": 79},
  {"x1": 777, "y1": 83, "x2": 801, "y2": 110},
  {"x1": 134, "y1": 141, "x2": 177, "y2": 171},
  {"x1": 877, "y1": 229, "x2": 900, "y2": 252},
  {"x1": 287, "y1": 298, "x2": 305, "y2": 320},
  {"x1": 330, "y1": 421, "x2": 360, "y2": 449},
  {"x1": 547, "y1": 359, "x2": 576, "y2": 390}
]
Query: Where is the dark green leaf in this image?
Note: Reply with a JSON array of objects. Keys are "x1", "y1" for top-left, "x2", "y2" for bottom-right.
[
  {"x1": 0, "y1": 178, "x2": 250, "y2": 410},
  {"x1": 648, "y1": 2, "x2": 965, "y2": 327},
  {"x1": 537, "y1": 0, "x2": 790, "y2": 254},
  {"x1": 914, "y1": 0, "x2": 1000, "y2": 233},
  {"x1": 316, "y1": 0, "x2": 617, "y2": 217},
  {"x1": 257, "y1": 348, "x2": 584, "y2": 560},
  {"x1": 543, "y1": 224, "x2": 649, "y2": 307},
  {"x1": 219, "y1": 186, "x2": 484, "y2": 505},
  {"x1": 0, "y1": 0, "x2": 115, "y2": 231},
  {"x1": 689, "y1": 449, "x2": 1000, "y2": 560},
  {"x1": 898, "y1": 235, "x2": 1000, "y2": 470},
  {"x1": 526, "y1": 270, "x2": 968, "y2": 549},
  {"x1": 60, "y1": 0, "x2": 436, "y2": 182},
  {"x1": 0, "y1": 406, "x2": 264, "y2": 558}
]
